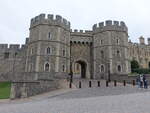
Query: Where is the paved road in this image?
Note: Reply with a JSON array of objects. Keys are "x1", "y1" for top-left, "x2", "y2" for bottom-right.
[{"x1": 0, "y1": 85, "x2": 150, "y2": 113}]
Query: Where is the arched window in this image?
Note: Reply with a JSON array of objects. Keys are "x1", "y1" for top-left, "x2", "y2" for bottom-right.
[
  {"x1": 101, "y1": 50, "x2": 104, "y2": 58},
  {"x1": 101, "y1": 65, "x2": 105, "y2": 72},
  {"x1": 44, "y1": 63, "x2": 50, "y2": 72},
  {"x1": 117, "y1": 65, "x2": 121, "y2": 72},
  {"x1": 47, "y1": 47, "x2": 51, "y2": 54},
  {"x1": 117, "y1": 50, "x2": 120, "y2": 57}
]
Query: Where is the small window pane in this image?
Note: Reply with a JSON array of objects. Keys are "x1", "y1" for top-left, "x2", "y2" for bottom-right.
[
  {"x1": 48, "y1": 32, "x2": 51, "y2": 39},
  {"x1": 47, "y1": 47, "x2": 51, "y2": 54}
]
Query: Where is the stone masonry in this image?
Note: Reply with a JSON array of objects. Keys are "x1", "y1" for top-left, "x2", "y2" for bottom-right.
[{"x1": 0, "y1": 13, "x2": 150, "y2": 98}]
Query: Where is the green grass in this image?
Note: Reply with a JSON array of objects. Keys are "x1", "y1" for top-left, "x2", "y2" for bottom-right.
[{"x1": 0, "y1": 82, "x2": 11, "y2": 99}]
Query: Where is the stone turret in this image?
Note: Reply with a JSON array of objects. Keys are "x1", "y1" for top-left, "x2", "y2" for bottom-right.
[
  {"x1": 26, "y1": 13, "x2": 71, "y2": 79},
  {"x1": 93, "y1": 20, "x2": 130, "y2": 79},
  {"x1": 30, "y1": 14, "x2": 70, "y2": 30},
  {"x1": 139, "y1": 36, "x2": 145, "y2": 45},
  {"x1": 148, "y1": 38, "x2": 150, "y2": 45},
  {"x1": 92, "y1": 20, "x2": 128, "y2": 34}
]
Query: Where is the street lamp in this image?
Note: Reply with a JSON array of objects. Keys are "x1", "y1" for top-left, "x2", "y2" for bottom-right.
[
  {"x1": 69, "y1": 42, "x2": 73, "y2": 88},
  {"x1": 107, "y1": 62, "x2": 111, "y2": 82}
]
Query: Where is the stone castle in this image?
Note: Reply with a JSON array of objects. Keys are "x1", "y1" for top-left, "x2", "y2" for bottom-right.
[{"x1": 0, "y1": 13, "x2": 150, "y2": 98}]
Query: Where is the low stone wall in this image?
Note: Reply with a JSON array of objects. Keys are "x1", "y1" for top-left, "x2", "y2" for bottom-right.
[
  {"x1": 110, "y1": 74, "x2": 150, "y2": 84},
  {"x1": 10, "y1": 80, "x2": 58, "y2": 99},
  {"x1": 0, "y1": 72, "x2": 69, "y2": 82}
]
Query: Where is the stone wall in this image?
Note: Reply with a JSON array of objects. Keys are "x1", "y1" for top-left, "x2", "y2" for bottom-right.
[
  {"x1": 128, "y1": 40, "x2": 150, "y2": 69},
  {"x1": 10, "y1": 80, "x2": 58, "y2": 99},
  {"x1": 110, "y1": 74, "x2": 150, "y2": 84}
]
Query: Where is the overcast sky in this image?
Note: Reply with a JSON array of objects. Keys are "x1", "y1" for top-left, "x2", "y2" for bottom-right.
[{"x1": 0, "y1": 0, "x2": 150, "y2": 44}]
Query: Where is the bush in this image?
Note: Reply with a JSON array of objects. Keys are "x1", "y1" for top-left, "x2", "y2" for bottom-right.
[
  {"x1": 131, "y1": 60, "x2": 139, "y2": 70},
  {"x1": 132, "y1": 68, "x2": 150, "y2": 74}
]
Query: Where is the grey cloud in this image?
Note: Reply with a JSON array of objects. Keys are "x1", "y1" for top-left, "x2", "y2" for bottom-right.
[{"x1": 0, "y1": 0, "x2": 150, "y2": 44}]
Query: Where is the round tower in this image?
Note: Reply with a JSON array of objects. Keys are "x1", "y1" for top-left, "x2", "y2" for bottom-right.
[
  {"x1": 25, "y1": 14, "x2": 71, "y2": 79},
  {"x1": 139, "y1": 36, "x2": 145, "y2": 45},
  {"x1": 92, "y1": 20, "x2": 130, "y2": 79},
  {"x1": 148, "y1": 38, "x2": 150, "y2": 45}
]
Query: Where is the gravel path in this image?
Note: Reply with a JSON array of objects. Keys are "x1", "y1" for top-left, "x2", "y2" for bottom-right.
[{"x1": 0, "y1": 85, "x2": 150, "y2": 113}]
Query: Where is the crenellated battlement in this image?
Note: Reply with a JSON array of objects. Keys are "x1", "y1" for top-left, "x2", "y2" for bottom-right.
[
  {"x1": 30, "y1": 13, "x2": 70, "y2": 30},
  {"x1": 70, "y1": 29, "x2": 93, "y2": 37},
  {"x1": 93, "y1": 20, "x2": 128, "y2": 33},
  {"x1": 0, "y1": 44, "x2": 8, "y2": 49},
  {"x1": 71, "y1": 29, "x2": 92, "y2": 34},
  {"x1": 0, "y1": 44, "x2": 26, "y2": 50}
]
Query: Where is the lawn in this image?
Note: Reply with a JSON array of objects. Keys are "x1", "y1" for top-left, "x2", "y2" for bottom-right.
[{"x1": 0, "y1": 82, "x2": 11, "y2": 99}]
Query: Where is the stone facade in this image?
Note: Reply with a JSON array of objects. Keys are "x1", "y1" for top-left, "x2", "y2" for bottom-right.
[
  {"x1": 128, "y1": 36, "x2": 150, "y2": 68},
  {"x1": 0, "y1": 13, "x2": 150, "y2": 98}
]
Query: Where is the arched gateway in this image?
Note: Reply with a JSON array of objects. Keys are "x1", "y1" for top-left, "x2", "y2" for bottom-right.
[{"x1": 73, "y1": 60, "x2": 87, "y2": 78}]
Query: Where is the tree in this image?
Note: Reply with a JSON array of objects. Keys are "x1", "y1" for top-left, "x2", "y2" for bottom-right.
[{"x1": 131, "y1": 60, "x2": 139, "y2": 72}]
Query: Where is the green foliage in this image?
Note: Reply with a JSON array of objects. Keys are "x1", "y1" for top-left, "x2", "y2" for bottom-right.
[
  {"x1": 131, "y1": 60, "x2": 139, "y2": 72},
  {"x1": 132, "y1": 68, "x2": 150, "y2": 74},
  {"x1": 131, "y1": 60, "x2": 150, "y2": 74},
  {"x1": 0, "y1": 82, "x2": 11, "y2": 99}
]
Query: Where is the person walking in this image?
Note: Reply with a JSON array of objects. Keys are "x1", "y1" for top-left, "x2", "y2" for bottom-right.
[
  {"x1": 143, "y1": 74, "x2": 148, "y2": 89},
  {"x1": 136, "y1": 75, "x2": 140, "y2": 88},
  {"x1": 140, "y1": 74, "x2": 143, "y2": 88}
]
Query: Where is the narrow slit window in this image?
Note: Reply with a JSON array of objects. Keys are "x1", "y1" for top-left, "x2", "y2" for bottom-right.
[
  {"x1": 62, "y1": 65, "x2": 65, "y2": 72},
  {"x1": 47, "y1": 47, "x2": 51, "y2": 54},
  {"x1": 48, "y1": 32, "x2": 51, "y2": 39}
]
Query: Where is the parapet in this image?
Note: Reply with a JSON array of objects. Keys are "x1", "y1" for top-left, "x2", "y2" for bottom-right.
[
  {"x1": 71, "y1": 29, "x2": 92, "y2": 33},
  {"x1": 21, "y1": 44, "x2": 25, "y2": 49},
  {"x1": 71, "y1": 29, "x2": 93, "y2": 37},
  {"x1": 9, "y1": 44, "x2": 20, "y2": 49},
  {"x1": 93, "y1": 20, "x2": 128, "y2": 33},
  {"x1": 30, "y1": 13, "x2": 70, "y2": 30},
  {"x1": 25, "y1": 38, "x2": 29, "y2": 44},
  {"x1": 0, "y1": 44, "x2": 22, "y2": 50},
  {"x1": 0, "y1": 44, "x2": 8, "y2": 49}
]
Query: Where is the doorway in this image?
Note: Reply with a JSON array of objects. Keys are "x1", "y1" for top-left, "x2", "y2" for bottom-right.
[{"x1": 74, "y1": 60, "x2": 87, "y2": 78}]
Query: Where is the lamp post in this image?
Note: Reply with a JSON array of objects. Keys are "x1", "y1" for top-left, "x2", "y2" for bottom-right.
[
  {"x1": 69, "y1": 43, "x2": 73, "y2": 88},
  {"x1": 107, "y1": 62, "x2": 111, "y2": 82}
]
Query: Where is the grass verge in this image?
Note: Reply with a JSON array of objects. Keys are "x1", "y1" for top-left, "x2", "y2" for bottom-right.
[{"x1": 0, "y1": 82, "x2": 11, "y2": 99}]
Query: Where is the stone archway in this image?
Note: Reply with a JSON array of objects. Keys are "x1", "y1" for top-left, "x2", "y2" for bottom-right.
[{"x1": 74, "y1": 60, "x2": 87, "y2": 78}]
